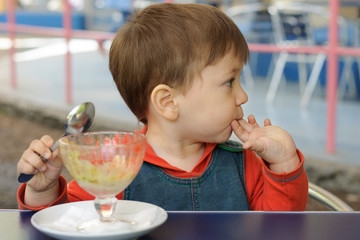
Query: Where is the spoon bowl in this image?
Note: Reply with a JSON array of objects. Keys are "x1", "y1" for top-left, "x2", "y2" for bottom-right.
[{"x1": 18, "y1": 102, "x2": 95, "y2": 183}]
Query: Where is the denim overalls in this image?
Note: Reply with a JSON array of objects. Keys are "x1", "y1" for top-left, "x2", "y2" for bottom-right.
[{"x1": 123, "y1": 140, "x2": 249, "y2": 211}]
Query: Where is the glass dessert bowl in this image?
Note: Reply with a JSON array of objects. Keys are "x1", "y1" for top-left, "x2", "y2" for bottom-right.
[{"x1": 59, "y1": 131, "x2": 146, "y2": 232}]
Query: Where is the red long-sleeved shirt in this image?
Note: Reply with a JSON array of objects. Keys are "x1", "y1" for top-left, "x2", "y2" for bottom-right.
[{"x1": 18, "y1": 141, "x2": 308, "y2": 211}]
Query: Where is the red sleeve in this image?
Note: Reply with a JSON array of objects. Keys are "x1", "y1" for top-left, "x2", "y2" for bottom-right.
[
  {"x1": 67, "y1": 180, "x2": 124, "y2": 201},
  {"x1": 67, "y1": 180, "x2": 95, "y2": 201},
  {"x1": 244, "y1": 149, "x2": 308, "y2": 211}
]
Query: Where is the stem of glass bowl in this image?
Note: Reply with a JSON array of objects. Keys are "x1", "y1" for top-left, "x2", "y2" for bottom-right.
[{"x1": 94, "y1": 197, "x2": 118, "y2": 222}]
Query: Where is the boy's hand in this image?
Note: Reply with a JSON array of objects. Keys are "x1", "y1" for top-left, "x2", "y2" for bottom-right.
[
  {"x1": 231, "y1": 115, "x2": 300, "y2": 173},
  {"x1": 17, "y1": 135, "x2": 63, "y2": 192}
]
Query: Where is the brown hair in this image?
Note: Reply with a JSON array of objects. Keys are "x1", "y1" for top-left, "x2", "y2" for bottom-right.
[{"x1": 109, "y1": 3, "x2": 249, "y2": 124}]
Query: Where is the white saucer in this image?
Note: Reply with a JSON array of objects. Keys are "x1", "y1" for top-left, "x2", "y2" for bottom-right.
[{"x1": 31, "y1": 200, "x2": 168, "y2": 240}]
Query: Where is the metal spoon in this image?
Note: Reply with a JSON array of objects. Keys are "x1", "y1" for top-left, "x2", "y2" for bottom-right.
[{"x1": 18, "y1": 102, "x2": 96, "y2": 183}]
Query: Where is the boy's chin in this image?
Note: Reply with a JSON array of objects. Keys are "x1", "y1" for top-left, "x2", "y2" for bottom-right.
[{"x1": 210, "y1": 131, "x2": 232, "y2": 144}]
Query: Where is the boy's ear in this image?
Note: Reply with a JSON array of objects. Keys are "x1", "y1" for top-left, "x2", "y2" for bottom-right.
[{"x1": 150, "y1": 84, "x2": 179, "y2": 121}]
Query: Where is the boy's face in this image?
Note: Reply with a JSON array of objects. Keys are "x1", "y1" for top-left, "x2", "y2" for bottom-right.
[{"x1": 176, "y1": 51, "x2": 248, "y2": 143}]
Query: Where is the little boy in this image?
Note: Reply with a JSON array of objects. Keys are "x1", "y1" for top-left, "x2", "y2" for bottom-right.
[{"x1": 17, "y1": 3, "x2": 308, "y2": 211}]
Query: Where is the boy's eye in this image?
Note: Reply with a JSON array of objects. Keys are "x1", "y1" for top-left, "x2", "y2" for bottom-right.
[{"x1": 225, "y1": 78, "x2": 235, "y2": 87}]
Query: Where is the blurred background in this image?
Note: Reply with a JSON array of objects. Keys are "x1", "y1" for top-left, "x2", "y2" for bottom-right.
[{"x1": 0, "y1": 0, "x2": 360, "y2": 211}]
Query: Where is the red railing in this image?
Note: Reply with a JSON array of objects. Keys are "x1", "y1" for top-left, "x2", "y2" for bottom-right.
[
  {"x1": 327, "y1": 0, "x2": 340, "y2": 154},
  {"x1": 2, "y1": 0, "x2": 117, "y2": 103},
  {"x1": 7, "y1": 0, "x2": 16, "y2": 89},
  {"x1": 1, "y1": 0, "x2": 360, "y2": 153}
]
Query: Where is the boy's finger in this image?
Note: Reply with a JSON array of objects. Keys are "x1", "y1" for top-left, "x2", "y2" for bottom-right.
[
  {"x1": 247, "y1": 114, "x2": 254, "y2": 123},
  {"x1": 242, "y1": 141, "x2": 252, "y2": 150},
  {"x1": 46, "y1": 149, "x2": 62, "y2": 169},
  {"x1": 30, "y1": 139, "x2": 52, "y2": 160},
  {"x1": 17, "y1": 162, "x2": 39, "y2": 175},
  {"x1": 231, "y1": 120, "x2": 249, "y2": 141},
  {"x1": 40, "y1": 135, "x2": 55, "y2": 148},
  {"x1": 247, "y1": 114, "x2": 255, "y2": 123},
  {"x1": 23, "y1": 149, "x2": 47, "y2": 172},
  {"x1": 245, "y1": 139, "x2": 266, "y2": 154},
  {"x1": 238, "y1": 118, "x2": 254, "y2": 133},
  {"x1": 264, "y1": 118, "x2": 272, "y2": 127},
  {"x1": 248, "y1": 115, "x2": 260, "y2": 127},
  {"x1": 17, "y1": 152, "x2": 41, "y2": 175}
]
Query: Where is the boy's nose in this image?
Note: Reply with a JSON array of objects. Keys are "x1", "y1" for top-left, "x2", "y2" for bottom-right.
[{"x1": 236, "y1": 86, "x2": 248, "y2": 106}]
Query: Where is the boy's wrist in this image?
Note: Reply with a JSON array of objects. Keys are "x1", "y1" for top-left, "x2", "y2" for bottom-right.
[
  {"x1": 24, "y1": 180, "x2": 60, "y2": 207},
  {"x1": 268, "y1": 154, "x2": 301, "y2": 174}
]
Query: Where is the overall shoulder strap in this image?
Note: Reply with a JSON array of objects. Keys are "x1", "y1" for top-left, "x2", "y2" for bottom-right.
[{"x1": 217, "y1": 140, "x2": 244, "y2": 152}]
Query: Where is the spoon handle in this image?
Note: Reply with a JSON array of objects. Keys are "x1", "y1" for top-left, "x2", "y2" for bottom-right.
[
  {"x1": 17, "y1": 139, "x2": 60, "y2": 183},
  {"x1": 17, "y1": 173, "x2": 36, "y2": 183},
  {"x1": 50, "y1": 139, "x2": 59, "y2": 152}
]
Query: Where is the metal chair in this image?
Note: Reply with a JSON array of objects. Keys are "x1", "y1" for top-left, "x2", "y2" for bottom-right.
[
  {"x1": 266, "y1": 2, "x2": 349, "y2": 108},
  {"x1": 226, "y1": 3, "x2": 274, "y2": 88},
  {"x1": 309, "y1": 182, "x2": 353, "y2": 211}
]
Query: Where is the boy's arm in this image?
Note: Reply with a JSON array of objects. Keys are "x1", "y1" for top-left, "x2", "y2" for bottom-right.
[
  {"x1": 18, "y1": 176, "x2": 125, "y2": 210},
  {"x1": 17, "y1": 176, "x2": 68, "y2": 211},
  {"x1": 231, "y1": 114, "x2": 308, "y2": 210},
  {"x1": 244, "y1": 149, "x2": 308, "y2": 211}
]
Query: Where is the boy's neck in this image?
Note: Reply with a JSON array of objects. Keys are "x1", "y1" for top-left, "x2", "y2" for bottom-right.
[{"x1": 146, "y1": 125, "x2": 205, "y2": 172}]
